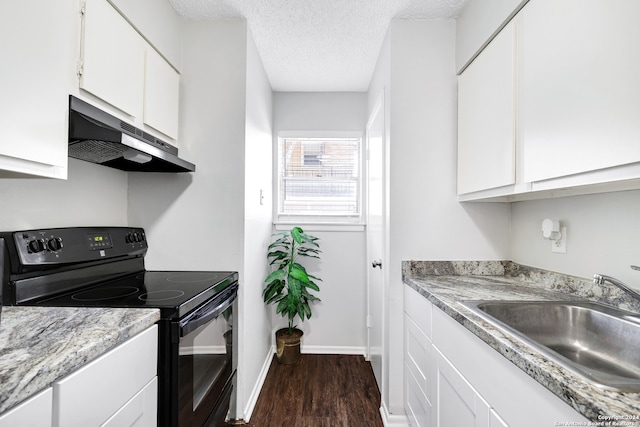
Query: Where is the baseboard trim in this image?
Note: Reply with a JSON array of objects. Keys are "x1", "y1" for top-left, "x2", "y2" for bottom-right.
[
  {"x1": 243, "y1": 345, "x2": 274, "y2": 421},
  {"x1": 301, "y1": 345, "x2": 367, "y2": 355},
  {"x1": 380, "y1": 400, "x2": 410, "y2": 427}
]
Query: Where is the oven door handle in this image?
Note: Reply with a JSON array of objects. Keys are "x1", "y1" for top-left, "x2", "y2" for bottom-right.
[{"x1": 179, "y1": 284, "x2": 238, "y2": 337}]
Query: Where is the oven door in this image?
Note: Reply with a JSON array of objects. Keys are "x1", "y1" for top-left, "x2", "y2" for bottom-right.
[{"x1": 176, "y1": 284, "x2": 237, "y2": 427}]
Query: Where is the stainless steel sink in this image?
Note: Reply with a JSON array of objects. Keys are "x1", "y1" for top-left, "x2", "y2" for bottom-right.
[{"x1": 460, "y1": 300, "x2": 640, "y2": 392}]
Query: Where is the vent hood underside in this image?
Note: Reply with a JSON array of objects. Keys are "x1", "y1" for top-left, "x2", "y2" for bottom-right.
[{"x1": 68, "y1": 96, "x2": 195, "y2": 172}]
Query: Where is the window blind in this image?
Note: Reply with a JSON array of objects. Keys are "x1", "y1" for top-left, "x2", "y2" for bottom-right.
[{"x1": 278, "y1": 137, "x2": 361, "y2": 217}]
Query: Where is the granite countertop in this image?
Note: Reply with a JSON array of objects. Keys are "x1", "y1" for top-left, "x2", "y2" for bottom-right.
[
  {"x1": 0, "y1": 306, "x2": 160, "y2": 414},
  {"x1": 403, "y1": 260, "x2": 640, "y2": 425}
]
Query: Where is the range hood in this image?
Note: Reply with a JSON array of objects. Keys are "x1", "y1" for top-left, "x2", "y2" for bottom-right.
[{"x1": 68, "y1": 95, "x2": 195, "y2": 172}]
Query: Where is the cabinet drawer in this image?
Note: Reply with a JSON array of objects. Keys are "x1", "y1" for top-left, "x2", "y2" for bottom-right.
[
  {"x1": 405, "y1": 364, "x2": 432, "y2": 427},
  {"x1": 53, "y1": 325, "x2": 157, "y2": 427},
  {"x1": 404, "y1": 285, "x2": 432, "y2": 338},
  {"x1": 405, "y1": 314, "x2": 434, "y2": 401},
  {"x1": 102, "y1": 377, "x2": 157, "y2": 427}
]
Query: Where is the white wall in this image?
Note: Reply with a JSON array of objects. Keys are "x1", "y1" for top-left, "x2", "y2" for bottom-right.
[
  {"x1": 510, "y1": 190, "x2": 640, "y2": 287},
  {"x1": 128, "y1": 20, "x2": 274, "y2": 422},
  {"x1": 0, "y1": 159, "x2": 128, "y2": 231},
  {"x1": 272, "y1": 92, "x2": 369, "y2": 353},
  {"x1": 367, "y1": 19, "x2": 511, "y2": 417},
  {"x1": 241, "y1": 27, "x2": 275, "y2": 420},
  {"x1": 128, "y1": 20, "x2": 246, "y2": 272}
]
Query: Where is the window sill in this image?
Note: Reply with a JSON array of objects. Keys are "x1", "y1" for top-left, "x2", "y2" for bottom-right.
[{"x1": 274, "y1": 222, "x2": 365, "y2": 232}]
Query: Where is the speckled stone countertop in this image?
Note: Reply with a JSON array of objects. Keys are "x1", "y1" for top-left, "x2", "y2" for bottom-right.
[
  {"x1": 403, "y1": 260, "x2": 640, "y2": 425},
  {"x1": 0, "y1": 306, "x2": 160, "y2": 414}
]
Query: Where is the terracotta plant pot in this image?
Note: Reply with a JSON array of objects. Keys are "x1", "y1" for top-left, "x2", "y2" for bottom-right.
[{"x1": 275, "y1": 328, "x2": 303, "y2": 365}]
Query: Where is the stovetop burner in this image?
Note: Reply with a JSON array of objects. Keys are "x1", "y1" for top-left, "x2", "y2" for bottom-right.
[
  {"x1": 138, "y1": 290, "x2": 186, "y2": 302},
  {"x1": 166, "y1": 272, "x2": 222, "y2": 283},
  {"x1": 72, "y1": 286, "x2": 139, "y2": 301}
]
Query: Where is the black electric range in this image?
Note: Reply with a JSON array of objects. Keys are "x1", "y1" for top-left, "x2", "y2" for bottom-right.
[{"x1": 1, "y1": 226, "x2": 238, "y2": 427}]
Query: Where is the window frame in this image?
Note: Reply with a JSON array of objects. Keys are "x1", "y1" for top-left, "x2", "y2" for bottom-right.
[{"x1": 274, "y1": 130, "x2": 365, "y2": 227}]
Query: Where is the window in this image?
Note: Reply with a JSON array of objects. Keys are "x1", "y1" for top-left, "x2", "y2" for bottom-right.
[{"x1": 277, "y1": 135, "x2": 362, "y2": 223}]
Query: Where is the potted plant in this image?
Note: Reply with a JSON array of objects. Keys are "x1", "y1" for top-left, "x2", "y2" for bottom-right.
[{"x1": 263, "y1": 226, "x2": 321, "y2": 364}]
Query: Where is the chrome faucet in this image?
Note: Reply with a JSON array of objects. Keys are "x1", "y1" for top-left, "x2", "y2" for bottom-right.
[{"x1": 594, "y1": 266, "x2": 640, "y2": 302}]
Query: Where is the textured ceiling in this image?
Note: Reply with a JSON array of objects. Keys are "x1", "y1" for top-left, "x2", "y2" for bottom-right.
[{"x1": 169, "y1": 0, "x2": 466, "y2": 92}]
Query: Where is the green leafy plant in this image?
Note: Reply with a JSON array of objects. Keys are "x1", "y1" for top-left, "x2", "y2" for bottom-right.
[{"x1": 263, "y1": 227, "x2": 322, "y2": 335}]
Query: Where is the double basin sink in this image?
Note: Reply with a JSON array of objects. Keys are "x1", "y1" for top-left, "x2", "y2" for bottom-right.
[{"x1": 460, "y1": 300, "x2": 640, "y2": 392}]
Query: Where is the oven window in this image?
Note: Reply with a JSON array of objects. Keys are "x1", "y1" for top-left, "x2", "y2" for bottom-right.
[{"x1": 179, "y1": 304, "x2": 233, "y2": 422}]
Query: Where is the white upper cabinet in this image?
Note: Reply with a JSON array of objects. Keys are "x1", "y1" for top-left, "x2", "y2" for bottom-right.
[
  {"x1": 80, "y1": 0, "x2": 180, "y2": 141},
  {"x1": 457, "y1": 0, "x2": 640, "y2": 201},
  {"x1": 144, "y1": 48, "x2": 180, "y2": 139},
  {"x1": 457, "y1": 22, "x2": 516, "y2": 195},
  {"x1": 80, "y1": 0, "x2": 145, "y2": 118},
  {"x1": 0, "y1": 0, "x2": 79, "y2": 179},
  {"x1": 520, "y1": 0, "x2": 640, "y2": 183}
]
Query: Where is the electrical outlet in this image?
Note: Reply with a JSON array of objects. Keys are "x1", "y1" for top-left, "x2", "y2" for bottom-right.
[{"x1": 551, "y1": 227, "x2": 567, "y2": 253}]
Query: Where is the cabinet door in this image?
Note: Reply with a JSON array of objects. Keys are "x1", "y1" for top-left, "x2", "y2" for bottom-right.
[
  {"x1": 53, "y1": 326, "x2": 157, "y2": 427},
  {"x1": 457, "y1": 22, "x2": 516, "y2": 195},
  {"x1": 0, "y1": 388, "x2": 52, "y2": 427},
  {"x1": 436, "y1": 351, "x2": 489, "y2": 427},
  {"x1": 0, "y1": 0, "x2": 76, "y2": 178},
  {"x1": 81, "y1": 0, "x2": 144, "y2": 118},
  {"x1": 520, "y1": 0, "x2": 640, "y2": 182},
  {"x1": 144, "y1": 47, "x2": 180, "y2": 139}
]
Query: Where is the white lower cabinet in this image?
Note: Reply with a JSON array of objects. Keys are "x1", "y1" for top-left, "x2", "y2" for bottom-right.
[
  {"x1": 53, "y1": 325, "x2": 158, "y2": 427},
  {"x1": 404, "y1": 286, "x2": 436, "y2": 427},
  {"x1": 404, "y1": 315, "x2": 435, "y2": 427},
  {"x1": 0, "y1": 326, "x2": 157, "y2": 427},
  {"x1": 0, "y1": 388, "x2": 53, "y2": 427},
  {"x1": 404, "y1": 285, "x2": 589, "y2": 427},
  {"x1": 101, "y1": 377, "x2": 157, "y2": 427},
  {"x1": 436, "y1": 350, "x2": 489, "y2": 427}
]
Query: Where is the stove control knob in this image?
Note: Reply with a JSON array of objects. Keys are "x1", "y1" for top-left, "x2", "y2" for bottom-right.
[
  {"x1": 126, "y1": 232, "x2": 143, "y2": 243},
  {"x1": 47, "y1": 237, "x2": 63, "y2": 251},
  {"x1": 28, "y1": 239, "x2": 46, "y2": 253}
]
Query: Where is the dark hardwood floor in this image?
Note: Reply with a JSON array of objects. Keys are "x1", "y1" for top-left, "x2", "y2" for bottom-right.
[{"x1": 228, "y1": 354, "x2": 384, "y2": 427}]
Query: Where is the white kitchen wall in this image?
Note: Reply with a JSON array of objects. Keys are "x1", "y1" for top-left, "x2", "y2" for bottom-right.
[
  {"x1": 272, "y1": 92, "x2": 369, "y2": 353},
  {"x1": 367, "y1": 19, "x2": 512, "y2": 420},
  {"x1": 241, "y1": 27, "x2": 275, "y2": 421},
  {"x1": 128, "y1": 20, "x2": 246, "y2": 272},
  {"x1": 0, "y1": 159, "x2": 128, "y2": 231},
  {"x1": 128, "y1": 20, "x2": 273, "y2": 422},
  {"x1": 510, "y1": 190, "x2": 640, "y2": 287}
]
